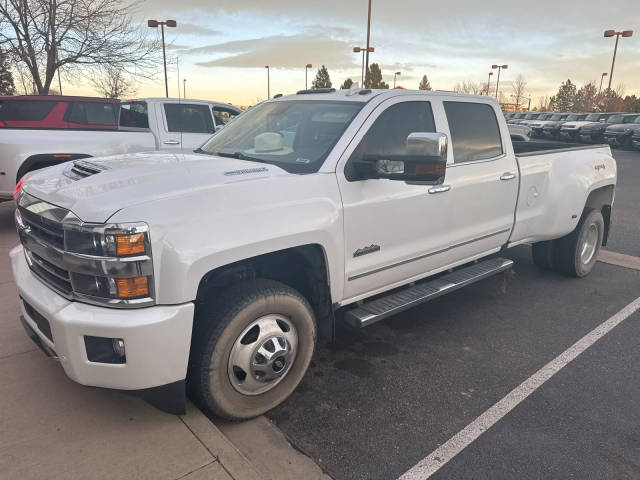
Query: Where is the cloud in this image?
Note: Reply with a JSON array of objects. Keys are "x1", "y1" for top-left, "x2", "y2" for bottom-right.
[
  {"x1": 177, "y1": 23, "x2": 221, "y2": 36},
  {"x1": 191, "y1": 33, "x2": 358, "y2": 70}
]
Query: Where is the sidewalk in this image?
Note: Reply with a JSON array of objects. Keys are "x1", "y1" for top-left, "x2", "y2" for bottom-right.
[{"x1": 0, "y1": 202, "x2": 260, "y2": 480}]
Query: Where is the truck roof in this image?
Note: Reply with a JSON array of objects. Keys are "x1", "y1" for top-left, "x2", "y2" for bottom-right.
[
  {"x1": 130, "y1": 97, "x2": 240, "y2": 109},
  {"x1": 272, "y1": 88, "x2": 500, "y2": 105}
]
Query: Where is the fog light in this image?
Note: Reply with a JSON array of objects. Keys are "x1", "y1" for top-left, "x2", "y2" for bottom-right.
[{"x1": 112, "y1": 338, "x2": 125, "y2": 357}]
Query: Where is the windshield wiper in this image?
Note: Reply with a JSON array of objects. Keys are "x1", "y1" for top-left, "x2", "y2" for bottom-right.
[{"x1": 215, "y1": 151, "x2": 267, "y2": 163}]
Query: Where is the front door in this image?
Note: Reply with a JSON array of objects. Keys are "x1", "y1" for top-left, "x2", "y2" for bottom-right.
[{"x1": 337, "y1": 96, "x2": 453, "y2": 303}]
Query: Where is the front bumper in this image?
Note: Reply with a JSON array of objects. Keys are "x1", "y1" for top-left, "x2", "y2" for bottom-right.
[
  {"x1": 605, "y1": 132, "x2": 631, "y2": 147},
  {"x1": 559, "y1": 129, "x2": 578, "y2": 139},
  {"x1": 10, "y1": 245, "x2": 195, "y2": 391}
]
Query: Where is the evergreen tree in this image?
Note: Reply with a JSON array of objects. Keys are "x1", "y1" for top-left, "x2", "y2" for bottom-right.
[
  {"x1": 573, "y1": 82, "x2": 598, "y2": 112},
  {"x1": 340, "y1": 78, "x2": 354, "y2": 89},
  {"x1": 418, "y1": 75, "x2": 432, "y2": 91},
  {"x1": 550, "y1": 79, "x2": 577, "y2": 112},
  {"x1": 312, "y1": 65, "x2": 332, "y2": 89},
  {"x1": 0, "y1": 51, "x2": 15, "y2": 95},
  {"x1": 365, "y1": 63, "x2": 388, "y2": 89}
]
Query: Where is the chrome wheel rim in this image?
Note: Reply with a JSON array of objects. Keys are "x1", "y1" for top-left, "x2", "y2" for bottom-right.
[
  {"x1": 580, "y1": 223, "x2": 599, "y2": 265},
  {"x1": 227, "y1": 314, "x2": 298, "y2": 396}
]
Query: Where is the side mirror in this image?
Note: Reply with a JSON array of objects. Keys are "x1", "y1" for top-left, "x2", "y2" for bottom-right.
[{"x1": 354, "y1": 132, "x2": 447, "y2": 185}]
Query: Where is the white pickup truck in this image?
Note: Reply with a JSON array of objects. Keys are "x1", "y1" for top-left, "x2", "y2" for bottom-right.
[
  {"x1": 10, "y1": 88, "x2": 616, "y2": 419},
  {"x1": 0, "y1": 97, "x2": 241, "y2": 200}
]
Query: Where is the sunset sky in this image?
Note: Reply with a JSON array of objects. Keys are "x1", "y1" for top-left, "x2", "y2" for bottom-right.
[{"x1": 64, "y1": 0, "x2": 640, "y2": 107}]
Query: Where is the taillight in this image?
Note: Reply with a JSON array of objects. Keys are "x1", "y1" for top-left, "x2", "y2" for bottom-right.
[{"x1": 13, "y1": 177, "x2": 24, "y2": 199}]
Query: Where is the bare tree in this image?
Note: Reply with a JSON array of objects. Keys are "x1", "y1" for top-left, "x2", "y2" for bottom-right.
[
  {"x1": 511, "y1": 74, "x2": 527, "y2": 110},
  {"x1": 453, "y1": 80, "x2": 483, "y2": 95},
  {"x1": 90, "y1": 66, "x2": 137, "y2": 98},
  {"x1": 0, "y1": 0, "x2": 160, "y2": 95},
  {"x1": 537, "y1": 96, "x2": 551, "y2": 112}
]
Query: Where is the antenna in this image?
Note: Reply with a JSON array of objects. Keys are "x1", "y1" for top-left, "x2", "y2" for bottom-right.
[{"x1": 177, "y1": 56, "x2": 183, "y2": 149}]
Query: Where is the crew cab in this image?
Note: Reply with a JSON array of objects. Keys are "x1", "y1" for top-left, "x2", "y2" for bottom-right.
[
  {"x1": 10, "y1": 88, "x2": 616, "y2": 420},
  {"x1": 0, "y1": 97, "x2": 241, "y2": 201},
  {"x1": 603, "y1": 114, "x2": 640, "y2": 148},
  {"x1": 560, "y1": 112, "x2": 614, "y2": 141},
  {"x1": 578, "y1": 113, "x2": 639, "y2": 144}
]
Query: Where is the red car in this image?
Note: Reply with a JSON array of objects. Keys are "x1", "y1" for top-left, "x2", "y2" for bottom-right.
[{"x1": 0, "y1": 95, "x2": 120, "y2": 130}]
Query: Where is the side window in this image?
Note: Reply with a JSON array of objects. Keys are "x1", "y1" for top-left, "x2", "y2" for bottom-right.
[
  {"x1": 443, "y1": 101, "x2": 503, "y2": 163},
  {"x1": 66, "y1": 102, "x2": 118, "y2": 126},
  {"x1": 164, "y1": 103, "x2": 214, "y2": 133},
  {"x1": 212, "y1": 106, "x2": 240, "y2": 126},
  {"x1": 119, "y1": 101, "x2": 149, "y2": 128},
  {"x1": 346, "y1": 101, "x2": 435, "y2": 180},
  {"x1": 0, "y1": 100, "x2": 57, "y2": 121}
]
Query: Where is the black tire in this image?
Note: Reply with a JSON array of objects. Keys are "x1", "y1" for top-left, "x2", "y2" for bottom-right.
[
  {"x1": 553, "y1": 209, "x2": 604, "y2": 277},
  {"x1": 189, "y1": 279, "x2": 316, "y2": 420},
  {"x1": 531, "y1": 241, "x2": 555, "y2": 270}
]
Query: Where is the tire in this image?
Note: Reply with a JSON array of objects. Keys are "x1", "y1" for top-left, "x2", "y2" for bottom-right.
[
  {"x1": 189, "y1": 279, "x2": 316, "y2": 420},
  {"x1": 553, "y1": 209, "x2": 604, "y2": 277},
  {"x1": 531, "y1": 241, "x2": 555, "y2": 271}
]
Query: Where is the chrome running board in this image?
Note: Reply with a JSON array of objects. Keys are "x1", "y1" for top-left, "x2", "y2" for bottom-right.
[{"x1": 343, "y1": 257, "x2": 513, "y2": 328}]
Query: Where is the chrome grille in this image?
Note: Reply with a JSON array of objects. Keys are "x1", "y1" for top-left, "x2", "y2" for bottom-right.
[
  {"x1": 25, "y1": 250, "x2": 72, "y2": 296},
  {"x1": 17, "y1": 205, "x2": 65, "y2": 249}
]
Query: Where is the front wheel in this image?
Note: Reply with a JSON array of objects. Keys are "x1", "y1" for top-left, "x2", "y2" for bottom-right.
[
  {"x1": 553, "y1": 209, "x2": 604, "y2": 277},
  {"x1": 189, "y1": 279, "x2": 316, "y2": 420}
]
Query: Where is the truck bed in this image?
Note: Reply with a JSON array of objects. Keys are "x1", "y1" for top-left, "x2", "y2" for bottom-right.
[{"x1": 512, "y1": 140, "x2": 608, "y2": 155}]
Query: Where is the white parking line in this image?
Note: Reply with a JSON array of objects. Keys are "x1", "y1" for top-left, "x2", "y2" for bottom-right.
[{"x1": 398, "y1": 295, "x2": 640, "y2": 480}]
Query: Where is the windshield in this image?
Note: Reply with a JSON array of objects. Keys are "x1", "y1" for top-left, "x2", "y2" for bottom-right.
[
  {"x1": 633, "y1": 116, "x2": 640, "y2": 123},
  {"x1": 524, "y1": 114, "x2": 537, "y2": 119},
  {"x1": 608, "y1": 115, "x2": 625, "y2": 123},
  {"x1": 199, "y1": 100, "x2": 364, "y2": 174},
  {"x1": 585, "y1": 114, "x2": 601, "y2": 121},
  {"x1": 550, "y1": 114, "x2": 563, "y2": 121},
  {"x1": 538, "y1": 114, "x2": 550, "y2": 120}
]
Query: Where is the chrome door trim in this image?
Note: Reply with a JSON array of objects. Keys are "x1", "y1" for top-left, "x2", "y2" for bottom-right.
[{"x1": 348, "y1": 228, "x2": 511, "y2": 281}]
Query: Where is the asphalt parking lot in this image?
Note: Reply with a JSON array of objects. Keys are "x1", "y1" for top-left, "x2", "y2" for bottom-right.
[{"x1": 267, "y1": 148, "x2": 640, "y2": 480}]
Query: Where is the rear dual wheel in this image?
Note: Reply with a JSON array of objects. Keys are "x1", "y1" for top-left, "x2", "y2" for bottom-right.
[{"x1": 532, "y1": 209, "x2": 604, "y2": 278}]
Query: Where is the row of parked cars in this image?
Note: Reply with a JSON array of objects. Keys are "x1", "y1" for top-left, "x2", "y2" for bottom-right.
[{"x1": 505, "y1": 111, "x2": 640, "y2": 150}]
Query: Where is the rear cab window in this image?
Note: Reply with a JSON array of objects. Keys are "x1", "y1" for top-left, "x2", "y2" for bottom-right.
[
  {"x1": 164, "y1": 103, "x2": 214, "y2": 133},
  {"x1": 443, "y1": 101, "x2": 504, "y2": 163},
  {"x1": 119, "y1": 101, "x2": 150, "y2": 129}
]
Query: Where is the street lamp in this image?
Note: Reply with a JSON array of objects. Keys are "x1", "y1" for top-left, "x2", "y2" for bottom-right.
[
  {"x1": 353, "y1": 46, "x2": 374, "y2": 86},
  {"x1": 183, "y1": 79, "x2": 186, "y2": 99},
  {"x1": 491, "y1": 64, "x2": 508, "y2": 99},
  {"x1": 265, "y1": 65, "x2": 270, "y2": 99},
  {"x1": 599, "y1": 72, "x2": 608, "y2": 95},
  {"x1": 305, "y1": 64, "x2": 312, "y2": 90},
  {"x1": 603, "y1": 29, "x2": 633, "y2": 91},
  {"x1": 486, "y1": 71, "x2": 494, "y2": 95},
  {"x1": 147, "y1": 19, "x2": 177, "y2": 98},
  {"x1": 393, "y1": 71, "x2": 401, "y2": 88}
]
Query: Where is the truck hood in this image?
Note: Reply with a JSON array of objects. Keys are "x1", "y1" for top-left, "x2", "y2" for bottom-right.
[
  {"x1": 605, "y1": 123, "x2": 640, "y2": 133},
  {"x1": 21, "y1": 151, "x2": 289, "y2": 223}
]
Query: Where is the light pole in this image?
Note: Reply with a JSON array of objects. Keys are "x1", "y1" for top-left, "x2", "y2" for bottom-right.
[
  {"x1": 183, "y1": 79, "x2": 186, "y2": 99},
  {"x1": 598, "y1": 72, "x2": 608, "y2": 95},
  {"x1": 393, "y1": 71, "x2": 401, "y2": 88},
  {"x1": 265, "y1": 65, "x2": 270, "y2": 99},
  {"x1": 491, "y1": 64, "x2": 508, "y2": 99},
  {"x1": 353, "y1": 46, "x2": 374, "y2": 86},
  {"x1": 305, "y1": 64, "x2": 312, "y2": 90},
  {"x1": 486, "y1": 71, "x2": 493, "y2": 95},
  {"x1": 603, "y1": 29, "x2": 633, "y2": 91},
  {"x1": 365, "y1": 0, "x2": 372, "y2": 84},
  {"x1": 147, "y1": 19, "x2": 177, "y2": 98}
]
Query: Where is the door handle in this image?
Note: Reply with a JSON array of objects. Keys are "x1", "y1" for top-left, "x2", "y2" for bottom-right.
[
  {"x1": 163, "y1": 140, "x2": 180, "y2": 145},
  {"x1": 428, "y1": 185, "x2": 451, "y2": 194},
  {"x1": 500, "y1": 172, "x2": 516, "y2": 181}
]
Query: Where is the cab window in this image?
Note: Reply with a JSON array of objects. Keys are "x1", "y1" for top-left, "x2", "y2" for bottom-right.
[{"x1": 444, "y1": 101, "x2": 503, "y2": 163}]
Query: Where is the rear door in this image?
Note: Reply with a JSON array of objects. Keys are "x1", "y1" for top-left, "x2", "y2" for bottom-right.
[
  {"x1": 439, "y1": 99, "x2": 518, "y2": 261},
  {"x1": 157, "y1": 101, "x2": 216, "y2": 151}
]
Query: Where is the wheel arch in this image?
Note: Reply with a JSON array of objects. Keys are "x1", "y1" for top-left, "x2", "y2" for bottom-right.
[
  {"x1": 194, "y1": 244, "x2": 334, "y2": 340},
  {"x1": 584, "y1": 184, "x2": 614, "y2": 246}
]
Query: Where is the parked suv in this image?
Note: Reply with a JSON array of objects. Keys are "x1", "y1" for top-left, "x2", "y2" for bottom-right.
[
  {"x1": 528, "y1": 113, "x2": 561, "y2": 136},
  {"x1": 542, "y1": 113, "x2": 585, "y2": 139},
  {"x1": 603, "y1": 114, "x2": 640, "y2": 149},
  {"x1": 0, "y1": 95, "x2": 120, "y2": 130},
  {"x1": 579, "y1": 113, "x2": 639, "y2": 144},
  {"x1": 560, "y1": 113, "x2": 614, "y2": 141}
]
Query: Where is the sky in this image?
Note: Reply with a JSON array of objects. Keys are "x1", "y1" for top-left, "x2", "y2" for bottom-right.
[{"x1": 64, "y1": 0, "x2": 640, "y2": 108}]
